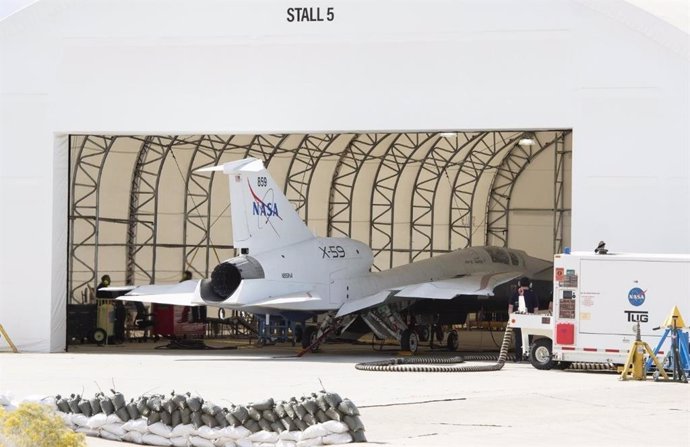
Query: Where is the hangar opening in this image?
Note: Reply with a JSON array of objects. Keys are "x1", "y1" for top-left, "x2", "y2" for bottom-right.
[{"x1": 67, "y1": 130, "x2": 572, "y2": 347}]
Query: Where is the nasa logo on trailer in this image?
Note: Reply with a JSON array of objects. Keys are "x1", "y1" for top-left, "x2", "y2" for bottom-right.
[{"x1": 627, "y1": 287, "x2": 646, "y2": 307}]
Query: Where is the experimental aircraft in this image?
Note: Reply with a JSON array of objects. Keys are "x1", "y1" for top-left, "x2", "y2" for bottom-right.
[{"x1": 120, "y1": 158, "x2": 552, "y2": 353}]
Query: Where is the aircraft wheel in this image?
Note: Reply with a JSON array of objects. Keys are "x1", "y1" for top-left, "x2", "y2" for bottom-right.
[
  {"x1": 446, "y1": 330, "x2": 459, "y2": 352},
  {"x1": 530, "y1": 338, "x2": 555, "y2": 370},
  {"x1": 401, "y1": 329, "x2": 419, "y2": 354},
  {"x1": 91, "y1": 328, "x2": 107, "y2": 346},
  {"x1": 301, "y1": 326, "x2": 319, "y2": 352}
]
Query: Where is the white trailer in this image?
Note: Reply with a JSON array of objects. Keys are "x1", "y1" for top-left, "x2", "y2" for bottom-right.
[{"x1": 509, "y1": 251, "x2": 690, "y2": 370}]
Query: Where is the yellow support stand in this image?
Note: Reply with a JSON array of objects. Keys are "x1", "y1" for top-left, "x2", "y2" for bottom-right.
[
  {"x1": 0, "y1": 324, "x2": 19, "y2": 353},
  {"x1": 620, "y1": 322, "x2": 667, "y2": 381}
]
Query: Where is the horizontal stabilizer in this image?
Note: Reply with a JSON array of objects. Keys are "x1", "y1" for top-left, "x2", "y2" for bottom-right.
[{"x1": 116, "y1": 280, "x2": 202, "y2": 306}]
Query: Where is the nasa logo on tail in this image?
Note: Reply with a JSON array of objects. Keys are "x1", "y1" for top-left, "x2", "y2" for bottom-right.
[{"x1": 248, "y1": 178, "x2": 282, "y2": 235}]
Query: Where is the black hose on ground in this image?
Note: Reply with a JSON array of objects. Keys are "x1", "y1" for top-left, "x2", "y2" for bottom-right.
[{"x1": 355, "y1": 327, "x2": 513, "y2": 372}]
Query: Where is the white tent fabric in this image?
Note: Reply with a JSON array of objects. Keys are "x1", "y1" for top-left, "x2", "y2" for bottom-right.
[{"x1": 0, "y1": 0, "x2": 688, "y2": 352}]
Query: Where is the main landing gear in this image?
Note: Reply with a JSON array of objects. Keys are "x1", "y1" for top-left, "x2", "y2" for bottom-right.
[{"x1": 361, "y1": 305, "x2": 459, "y2": 355}]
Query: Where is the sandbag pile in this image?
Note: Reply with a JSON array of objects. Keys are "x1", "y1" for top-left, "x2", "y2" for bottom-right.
[{"x1": 52, "y1": 390, "x2": 366, "y2": 446}]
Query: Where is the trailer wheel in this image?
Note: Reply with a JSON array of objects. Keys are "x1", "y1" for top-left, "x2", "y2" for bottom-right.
[
  {"x1": 91, "y1": 328, "x2": 107, "y2": 346},
  {"x1": 301, "y1": 326, "x2": 319, "y2": 352},
  {"x1": 530, "y1": 338, "x2": 555, "y2": 370},
  {"x1": 446, "y1": 330, "x2": 459, "y2": 352},
  {"x1": 401, "y1": 329, "x2": 419, "y2": 354}
]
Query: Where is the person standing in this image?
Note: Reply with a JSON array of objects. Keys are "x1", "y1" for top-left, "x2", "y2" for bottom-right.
[
  {"x1": 508, "y1": 276, "x2": 539, "y2": 362},
  {"x1": 95, "y1": 274, "x2": 111, "y2": 298}
]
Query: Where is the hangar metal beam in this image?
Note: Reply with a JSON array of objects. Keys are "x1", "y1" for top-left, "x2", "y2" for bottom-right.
[
  {"x1": 484, "y1": 131, "x2": 571, "y2": 250},
  {"x1": 369, "y1": 133, "x2": 436, "y2": 271},
  {"x1": 449, "y1": 131, "x2": 525, "y2": 250},
  {"x1": 327, "y1": 134, "x2": 391, "y2": 238},
  {"x1": 409, "y1": 132, "x2": 485, "y2": 262}
]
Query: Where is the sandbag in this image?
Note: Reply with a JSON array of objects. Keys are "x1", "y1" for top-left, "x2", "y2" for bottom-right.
[
  {"x1": 321, "y1": 420, "x2": 349, "y2": 434},
  {"x1": 262, "y1": 409, "x2": 278, "y2": 423},
  {"x1": 315, "y1": 410, "x2": 328, "y2": 424},
  {"x1": 232, "y1": 405, "x2": 249, "y2": 423},
  {"x1": 315, "y1": 395, "x2": 329, "y2": 412},
  {"x1": 250, "y1": 398, "x2": 274, "y2": 411},
  {"x1": 148, "y1": 410, "x2": 162, "y2": 425},
  {"x1": 343, "y1": 415, "x2": 364, "y2": 432},
  {"x1": 337, "y1": 399, "x2": 359, "y2": 416},
  {"x1": 126, "y1": 401, "x2": 140, "y2": 420},
  {"x1": 100, "y1": 396, "x2": 115, "y2": 415},
  {"x1": 322, "y1": 393, "x2": 342, "y2": 409},
  {"x1": 149, "y1": 421, "x2": 173, "y2": 438},
  {"x1": 247, "y1": 406, "x2": 262, "y2": 422},
  {"x1": 122, "y1": 418, "x2": 149, "y2": 433},
  {"x1": 171, "y1": 437, "x2": 189, "y2": 447},
  {"x1": 257, "y1": 418, "x2": 272, "y2": 432},
  {"x1": 274, "y1": 403, "x2": 286, "y2": 418},
  {"x1": 123, "y1": 430, "x2": 144, "y2": 444},
  {"x1": 235, "y1": 439, "x2": 253, "y2": 447},
  {"x1": 70, "y1": 414, "x2": 89, "y2": 428},
  {"x1": 191, "y1": 410, "x2": 204, "y2": 429},
  {"x1": 99, "y1": 430, "x2": 123, "y2": 441},
  {"x1": 296, "y1": 437, "x2": 323, "y2": 447},
  {"x1": 302, "y1": 399, "x2": 317, "y2": 415},
  {"x1": 190, "y1": 435, "x2": 215, "y2": 447},
  {"x1": 86, "y1": 412, "x2": 108, "y2": 429},
  {"x1": 115, "y1": 405, "x2": 131, "y2": 422},
  {"x1": 67, "y1": 395, "x2": 81, "y2": 414},
  {"x1": 225, "y1": 412, "x2": 240, "y2": 427},
  {"x1": 171, "y1": 409, "x2": 182, "y2": 427},
  {"x1": 89, "y1": 397, "x2": 102, "y2": 415},
  {"x1": 202, "y1": 401, "x2": 222, "y2": 416},
  {"x1": 106, "y1": 413, "x2": 123, "y2": 425},
  {"x1": 110, "y1": 390, "x2": 126, "y2": 410},
  {"x1": 248, "y1": 430, "x2": 279, "y2": 443},
  {"x1": 77, "y1": 400, "x2": 92, "y2": 417},
  {"x1": 201, "y1": 413, "x2": 219, "y2": 428},
  {"x1": 322, "y1": 432, "x2": 352, "y2": 445},
  {"x1": 324, "y1": 408, "x2": 341, "y2": 422},
  {"x1": 301, "y1": 423, "x2": 329, "y2": 440},
  {"x1": 162, "y1": 397, "x2": 176, "y2": 414},
  {"x1": 171, "y1": 423, "x2": 196, "y2": 438},
  {"x1": 276, "y1": 441, "x2": 297, "y2": 447},
  {"x1": 160, "y1": 410, "x2": 172, "y2": 426},
  {"x1": 187, "y1": 395, "x2": 204, "y2": 412},
  {"x1": 221, "y1": 425, "x2": 252, "y2": 440},
  {"x1": 351, "y1": 430, "x2": 367, "y2": 442},
  {"x1": 101, "y1": 423, "x2": 127, "y2": 437},
  {"x1": 75, "y1": 427, "x2": 100, "y2": 437},
  {"x1": 280, "y1": 417, "x2": 297, "y2": 431},
  {"x1": 181, "y1": 407, "x2": 192, "y2": 424},
  {"x1": 197, "y1": 425, "x2": 222, "y2": 440},
  {"x1": 172, "y1": 393, "x2": 187, "y2": 410},
  {"x1": 142, "y1": 433, "x2": 174, "y2": 446}
]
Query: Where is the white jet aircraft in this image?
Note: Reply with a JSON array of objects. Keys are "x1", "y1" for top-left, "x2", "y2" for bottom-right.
[{"x1": 120, "y1": 157, "x2": 552, "y2": 353}]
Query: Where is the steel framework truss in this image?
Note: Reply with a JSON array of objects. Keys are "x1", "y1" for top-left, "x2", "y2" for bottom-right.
[{"x1": 68, "y1": 130, "x2": 571, "y2": 302}]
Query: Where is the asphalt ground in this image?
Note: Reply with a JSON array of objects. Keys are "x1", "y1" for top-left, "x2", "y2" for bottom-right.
[{"x1": 1, "y1": 334, "x2": 688, "y2": 446}]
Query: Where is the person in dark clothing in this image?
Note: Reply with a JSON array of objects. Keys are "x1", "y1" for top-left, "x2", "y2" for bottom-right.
[
  {"x1": 508, "y1": 276, "x2": 539, "y2": 362},
  {"x1": 95, "y1": 274, "x2": 111, "y2": 299}
]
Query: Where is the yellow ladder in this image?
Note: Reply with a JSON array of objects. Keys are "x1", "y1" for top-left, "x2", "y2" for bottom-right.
[{"x1": 0, "y1": 324, "x2": 18, "y2": 353}]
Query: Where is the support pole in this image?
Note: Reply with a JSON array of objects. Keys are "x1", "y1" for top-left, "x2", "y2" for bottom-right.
[{"x1": 0, "y1": 324, "x2": 18, "y2": 353}]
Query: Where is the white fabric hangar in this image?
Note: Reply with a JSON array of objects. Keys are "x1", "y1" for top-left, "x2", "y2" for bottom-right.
[{"x1": 0, "y1": 0, "x2": 688, "y2": 352}]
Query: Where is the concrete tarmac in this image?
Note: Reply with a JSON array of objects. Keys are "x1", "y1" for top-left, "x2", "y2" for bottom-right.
[{"x1": 1, "y1": 338, "x2": 688, "y2": 446}]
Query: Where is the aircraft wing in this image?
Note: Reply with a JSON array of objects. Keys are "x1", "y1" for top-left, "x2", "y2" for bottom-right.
[
  {"x1": 336, "y1": 271, "x2": 523, "y2": 317},
  {"x1": 115, "y1": 280, "x2": 203, "y2": 306}
]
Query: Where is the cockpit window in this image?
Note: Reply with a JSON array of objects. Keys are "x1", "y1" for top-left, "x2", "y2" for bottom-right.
[
  {"x1": 509, "y1": 251, "x2": 520, "y2": 266},
  {"x1": 485, "y1": 247, "x2": 510, "y2": 265}
]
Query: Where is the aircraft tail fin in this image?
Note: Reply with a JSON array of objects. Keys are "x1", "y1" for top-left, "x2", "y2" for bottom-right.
[{"x1": 199, "y1": 158, "x2": 314, "y2": 255}]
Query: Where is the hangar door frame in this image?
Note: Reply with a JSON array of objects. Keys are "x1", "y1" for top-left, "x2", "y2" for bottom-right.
[{"x1": 68, "y1": 130, "x2": 571, "y2": 302}]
